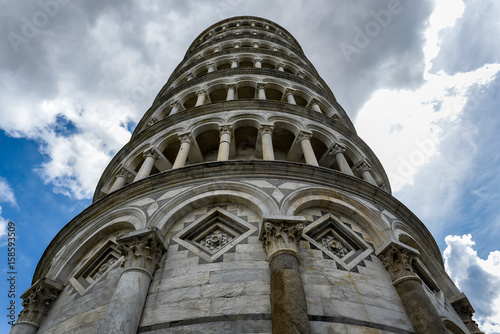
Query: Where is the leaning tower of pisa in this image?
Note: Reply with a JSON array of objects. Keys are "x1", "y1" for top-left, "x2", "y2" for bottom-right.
[{"x1": 11, "y1": 16, "x2": 483, "y2": 334}]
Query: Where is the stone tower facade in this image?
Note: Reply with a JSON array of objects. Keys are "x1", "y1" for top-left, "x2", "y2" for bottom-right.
[{"x1": 11, "y1": 16, "x2": 483, "y2": 334}]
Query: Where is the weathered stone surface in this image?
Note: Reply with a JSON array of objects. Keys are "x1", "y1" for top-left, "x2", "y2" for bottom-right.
[{"x1": 270, "y1": 268, "x2": 311, "y2": 334}]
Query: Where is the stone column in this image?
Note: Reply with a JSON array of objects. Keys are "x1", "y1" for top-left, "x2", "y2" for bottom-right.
[
  {"x1": 98, "y1": 228, "x2": 165, "y2": 334},
  {"x1": 260, "y1": 217, "x2": 311, "y2": 334},
  {"x1": 277, "y1": 63, "x2": 284, "y2": 71},
  {"x1": 217, "y1": 125, "x2": 233, "y2": 161},
  {"x1": 297, "y1": 131, "x2": 318, "y2": 166},
  {"x1": 169, "y1": 102, "x2": 180, "y2": 116},
  {"x1": 329, "y1": 143, "x2": 354, "y2": 176},
  {"x1": 356, "y1": 161, "x2": 377, "y2": 186},
  {"x1": 450, "y1": 294, "x2": 484, "y2": 334},
  {"x1": 376, "y1": 241, "x2": 447, "y2": 334},
  {"x1": 226, "y1": 84, "x2": 236, "y2": 101},
  {"x1": 257, "y1": 83, "x2": 266, "y2": 100},
  {"x1": 133, "y1": 149, "x2": 157, "y2": 182},
  {"x1": 254, "y1": 58, "x2": 262, "y2": 68},
  {"x1": 230, "y1": 58, "x2": 238, "y2": 68},
  {"x1": 10, "y1": 279, "x2": 63, "y2": 334},
  {"x1": 109, "y1": 168, "x2": 131, "y2": 193},
  {"x1": 233, "y1": 42, "x2": 240, "y2": 48},
  {"x1": 297, "y1": 71, "x2": 305, "y2": 79},
  {"x1": 195, "y1": 90, "x2": 207, "y2": 107},
  {"x1": 172, "y1": 133, "x2": 192, "y2": 169},
  {"x1": 253, "y1": 41, "x2": 259, "y2": 48},
  {"x1": 284, "y1": 89, "x2": 296, "y2": 105},
  {"x1": 207, "y1": 63, "x2": 216, "y2": 73},
  {"x1": 309, "y1": 99, "x2": 321, "y2": 113},
  {"x1": 260, "y1": 125, "x2": 274, "y2": 160}
]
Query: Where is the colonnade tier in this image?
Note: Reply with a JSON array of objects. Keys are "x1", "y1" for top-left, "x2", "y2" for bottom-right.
[
  {"x1": 94, "y1": 102, "x2": 391, "y2": 203},
  {"x1": 167, "y1": 47, "x2": 323, "y2": 93},
  {"x1": 186, "y1": 16, "x2": 303, "y2": 57},
  {"x1": 135, "y1": 69, "x2": 355, "y2": 137}
]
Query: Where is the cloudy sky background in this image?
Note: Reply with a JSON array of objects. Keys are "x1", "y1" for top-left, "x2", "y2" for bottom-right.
[{"x1": 0, "y1": 0, "x2": 499, "y2": 332}]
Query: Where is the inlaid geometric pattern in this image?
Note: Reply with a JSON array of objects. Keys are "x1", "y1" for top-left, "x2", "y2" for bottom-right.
[
  {"x1": 302, "y1": 213, "x2": 373, "y2": 271},
  {"x1": 172, "y1": 207, "x2": 257, "y2": 263}
]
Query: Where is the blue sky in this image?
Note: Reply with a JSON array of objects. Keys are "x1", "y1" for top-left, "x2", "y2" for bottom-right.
[{"x1": 1, "y1": 0, "x2": 499, "y2": 333}]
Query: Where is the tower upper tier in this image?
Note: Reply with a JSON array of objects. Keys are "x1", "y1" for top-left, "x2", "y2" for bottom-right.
[{"x1": 93, "y1": 16, "x2": 391, "y2": 202}]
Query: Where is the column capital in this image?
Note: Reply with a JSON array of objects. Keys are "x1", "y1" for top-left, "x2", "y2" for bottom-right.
[
  {"x1": 297, "y1": 130, "x2": 313, "y2": 143},
  {"x1": 259, "y1": 124, "x2": 274, "y2": 137},
  {"x1": 297, "y1": 71, "x2": 305, "y2": 78},
  {"x1": 230, "y1": 58, "x2": 239, "y2": 64},
  {"x1": 329, "y1": 143, "x2": 346, "y2": 155},
  {"x1": 219, "y1": 124, "x2": 233, "y2": 136},
  {"x1": 254, "y1": 57, "x2": 263, "y2": 63},
  {"x1": 257, "y1": 83, "x2": 266, "y2": 90},
  {"x1": 284, "y1": 88, "x2": 295, "y2": 96},
  {"x1": 376, "y1": 240, "x2": 420, "y2": 283},
  {"x1": 178, "y1": 132, "x2": 193, "y2": 144},
  {"x1": 450, "y1": 294, "x2": 484, "y2": 334},
  {"x1": 17, "y1": 278, "x2": 63, "y2": 326},
  {"x1": 170, "y1": 102, "x2": 180, "y2": 108},
  {"x1": 117, "y1": 228, "x2": 165, "y2": 277},
  {"x1": 259, "y1": 216, "x2": 306, "y2": 261},
  {"x1": 309, "y1": 98, "x2": 320, "y2": 106},
  {"x1": 116, "y1": 167, "x2": 132, "y2": 179},
  {"x1": 196, "y1": 90, "x2": 207, "y2": 97},
  {"x1": 143, "y1": 148, "x2": 158, "y2": 159},
  {"x1": 226, "y1": 83, "x2": 236, "y2": 90},
  {"x1": 355, "y1": 160, "x2": 372, "y2": 173},
  {"x1": 207, "y1": 63, "x2": 216, "y2": 70}
]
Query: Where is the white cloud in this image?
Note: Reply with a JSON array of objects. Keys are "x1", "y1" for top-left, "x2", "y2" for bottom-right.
[
  {"x1": 444, "y1": 234, "x2": 500, "y2": 334},
  {"x1": 0, "y1": 177, "x2": 17, "y2": 207},
  {"x1": 0, "y1": 207, "x2": 8, "y2": 239}
]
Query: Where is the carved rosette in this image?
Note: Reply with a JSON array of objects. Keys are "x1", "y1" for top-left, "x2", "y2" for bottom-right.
[
  {"x1": 118, "y1": 228, "x2": 165, "y2": 276},
  {"x1": 17, "y1": 278, "x2": 63, "y2": 326},
  {"x1": 261, "y1": 219, "x2": 304, "y2": 261},
  {"x1": 451, "y1": 297, "x2": 484, "y2": 334},
  {"x1": 378, "y1": 245, "x2": 418, "y2": 282}
]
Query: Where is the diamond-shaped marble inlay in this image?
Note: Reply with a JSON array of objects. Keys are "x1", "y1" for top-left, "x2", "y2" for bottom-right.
[
  {"x1": 172, "y1": 207, "x2": 257, "y2": 262},
  {"x1": 303, "y1": 214, "x2": 373, "y2": 271}
]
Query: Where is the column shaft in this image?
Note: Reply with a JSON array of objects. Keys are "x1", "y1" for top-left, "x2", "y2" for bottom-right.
[
  {"x1": 286, "y1": 92, "x2": 296, "y2": 105},
  {"x1": 258, "y1": 85, "x2": 266, "y2": 100},
  {"x1": 109, "y1": 172, "x2": 127, "y2": 192},
  {"x1": 261, "y1": 128, "x2": 274, "y2": 160},
  {"x1": 195, "y1": 91, "x2": 206, "y2": 107},
  {"x1": 395, "y1": 277, "x2": 448, "y2": 334},
  {"x1": 98, "y1": 269, "x2": 151, "y2": 334},
  {"x1": 172, "y1": 137, "x2": 191, "y2": 169},
  {"x1": 226, "y1": 85, "x2": 235, "y2": 101},
  {"x1": 299, "y1": 134, "x2": 318, "y2": 166},
  {"x1": 170, "y1": 103, "x2": 180, "y2": 115},
  {"x1": 217, "y1": 127, "x2": 232, "y2": 161},
  {"x1": 134, "y1": 153, "x2": 155, "y2": 181},
  {"x1": 335, "y1": 152, "x2": 353, "y2": 175}
]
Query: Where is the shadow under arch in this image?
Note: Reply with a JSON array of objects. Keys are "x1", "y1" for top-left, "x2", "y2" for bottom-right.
[
  {"x1": 47, "y1": 207, "x2": 146, "y2": 284},
  {"x1": 150, "y1": 182, "x2": 279, "y2": 235},
  {"x1": 281, "y1": 187, "x2": 389, "y2": 247}
]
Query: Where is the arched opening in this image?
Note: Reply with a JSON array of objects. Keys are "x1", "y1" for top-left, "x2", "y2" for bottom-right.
[
  {"x1": 217, "y1": 62, "x2": 231, "y2": 70},
  {"x1": 209, "y1": 88, "x2": 227, "y2": 103},
  {"x1": 266, "y1": 88, "x2": 283, "y2": 101},
  {"x1": 237, "y1": 86, "x2": 255, "y2": 99},
  {"x1": 239, "y1": 60, "x2": 253, "y2": 68},
  {"x1": 272, "y1": 128, "x2": 295, "y2": 161},
  {"x1": 294, "y1": 95, "x2": 308, "y2": 107},
  {"x1": 162, "y1": 141, "x2": 181, "y2": 166},
  {"x1": 234, "y1": 126, "x2": 258, "y2": 159},
  {"x1": 196, "y1": 130, "x2": 220, "y2": 162},
  {"x1": 311, "y1": 137, "x2": 328, "y2": 163}
]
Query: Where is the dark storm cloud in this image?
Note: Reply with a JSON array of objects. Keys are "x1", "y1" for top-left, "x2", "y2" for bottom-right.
[{"x1": 431, "y1": 0, "x2": 500, "y2": 75}]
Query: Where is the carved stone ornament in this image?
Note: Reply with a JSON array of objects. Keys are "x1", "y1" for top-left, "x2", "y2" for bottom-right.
[
  {"x1": 260, "y1": 217, "x2": 305, "y2": 261},
  {"x1": 377, "y1": 244, "x2": 418, "y2": 282},
  {"x1": 17, "y1": 278, "x2": 63, "y2": 326},
  {"x1": 117, "y1": 228, "x2": 165, "y2": 276},
  {"x1": 451, "y1": 295, "x2": 484, "y2": 334}
]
